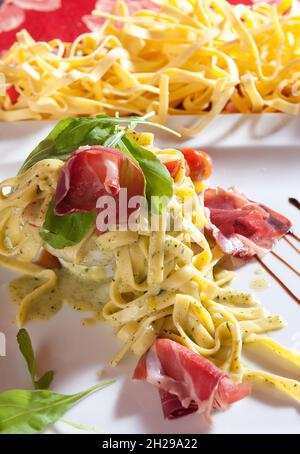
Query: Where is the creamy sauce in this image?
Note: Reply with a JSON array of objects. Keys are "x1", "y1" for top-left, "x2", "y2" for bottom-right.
[
  {"x1": 10, "y1": 275, "x2": 62, "y2": 321},
  {"x1": 250, "y1": 277, "x2": 270, "y2": 290},
  {"x1": 9, "y1": 268, "x2": 110, "y2": 323}
]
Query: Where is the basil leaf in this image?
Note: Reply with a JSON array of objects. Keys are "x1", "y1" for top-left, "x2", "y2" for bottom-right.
[
  {"x1": 0, "y1": 380, "x2": 114, "y2": 434},
  {"x1": 86, "y1": 124, "x2": 115, "y2": 144},
  {"x1": 120, "y1": 136, "x2": 173, "y2": 211},
  {"x1": 18, "y1": 119, "x2": 74, "y2": 174},
  {"x1": 19, "y1": 116, "x2": 173, "y2": 250},
  {"x1": 53, "y1": 119, "x2": 115, "y2": 156},
  {"x1": 17, "y1": 329, "x2": 54, "y2": 390},
  {"x1": 96, "y1": 114, "x2": 181, "y2": 136},
  {"x1": 40, "y1": 200, "x2": 95, "y2": 250},
  {"x1": 103, "y1": 128, "x2": 128, "y2": 148},
  {"x1": 19, "y1": 114, "x2": 175, "y2": 175},
  {"x1": 19, "y1": 118, "x2": 116, "y2": 174}
]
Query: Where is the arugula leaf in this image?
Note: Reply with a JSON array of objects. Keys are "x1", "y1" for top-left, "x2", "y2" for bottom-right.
[
  {"x1": 0, "y1": 380, "x2": 114, "y2": 434},
  {"x1": 17, "y1": 329, "x2": 35, "y2": 382},
  {"x1": 40, "y1": 200, "x2": 95, "y2": 250},
  {"x1": 17, "y1": 329, "x2": 54, "y2": 390},
  {"x1": 120, "y1": 136, "x2": 173, "y2": 211}
]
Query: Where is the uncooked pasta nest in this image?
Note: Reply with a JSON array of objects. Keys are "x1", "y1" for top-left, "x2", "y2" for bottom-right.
[{"x1": 0, "y1": 0, "x2": 300, "y2": 135}]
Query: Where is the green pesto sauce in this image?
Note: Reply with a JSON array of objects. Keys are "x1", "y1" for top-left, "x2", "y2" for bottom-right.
[
  {"x1": 9, "y1": 268, "x2": 110, "y2": 323},
  {"x1": 250, "y1": 277, "x2": 270, "y2": 290}
]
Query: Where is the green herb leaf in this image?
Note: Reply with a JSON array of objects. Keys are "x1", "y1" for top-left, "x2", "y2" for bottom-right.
[
  {"x1": 35, "y1": 371, "x2": 55, "y2": 391},
  {"x1": 19, "y1": 119, "x2": 74, "y2": 174},
  {"x1": 102, "y1": 112, "x2": 155, "y2": 149},
  {"x1": 20, "y1": 116, "x2": 174, "y2": 249},
  {"x1": 19, "y1": 114, "x2": 179, "y2": 175},
  {"x1": 18, "y1": 118, "x2": 116, "y2": 174},
  {"x1": 95, "y1": 113, "x2": 181, "y2": 137},
  {"x1": 103, "y1": 128, "x2": 128, "y2": 148},
  {"x1": 40, "y1": 200, "x2": 95, "y2": 250},
  {"x1": 17, "y1": 329, "x2": 35, "y2": 381},
  {"x1": 120, "y1": 136, "x2": 173, "y2": 211},
  {"x1": 53, "y1": 119, "x2": 116, "y2": 157},
  {"x1": 0, "y1": 380, "x2": 114, "y2": 434},
  {"x1": 17, "y1": 329, "x2": 54, "y2": 390}
]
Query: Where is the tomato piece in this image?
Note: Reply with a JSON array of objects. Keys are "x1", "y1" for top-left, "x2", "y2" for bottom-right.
[
  {"x1": 164, "y1": 160, "x2": 181, "y2": 178},
  {"x1": 181, "y1": 148, "x2": 212, "y2": 181},
  {"x1": 35, "y1": 249, "x2": 61, "y2": 269},
  {"x1": 6, "y1": 85, "x2": 20, "y2": 104}
]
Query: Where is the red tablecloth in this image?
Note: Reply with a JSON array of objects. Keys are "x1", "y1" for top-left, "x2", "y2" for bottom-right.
[{"x1": 0, "y1": 0, "x2": 259, "y2": 53}]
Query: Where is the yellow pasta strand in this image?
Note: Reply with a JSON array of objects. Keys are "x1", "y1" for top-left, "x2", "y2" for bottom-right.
[
  {"x1": 0, "y1": 0, "x2": 299, "y2": 135},
  {"x1": 0, "y1": 128, "x2": 298, "y2": 404}
]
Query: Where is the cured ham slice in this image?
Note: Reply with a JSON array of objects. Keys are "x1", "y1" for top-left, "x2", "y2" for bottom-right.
[
  {"x1": 54, "y1": 145, "x2": 145, "y2": 231},
  {"x1": 133, "y1": 339, "x2": 251, "y2": 422},
  {"x1": 204, "y1": 187, "x2": 292, "y2": 260}
]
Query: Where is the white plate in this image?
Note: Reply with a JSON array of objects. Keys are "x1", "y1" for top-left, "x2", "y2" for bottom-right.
[{"x1": 0, "y1": 114, "x2": 299, "y2": 434}]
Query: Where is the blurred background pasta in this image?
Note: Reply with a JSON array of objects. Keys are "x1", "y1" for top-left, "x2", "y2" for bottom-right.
[{"x1": 0, "y1": 0, "x2": 300, "y2": 135}]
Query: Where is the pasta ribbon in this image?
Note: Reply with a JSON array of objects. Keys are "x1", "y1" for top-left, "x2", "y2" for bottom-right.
[
  {"x1": 0, "y1": 0, "x2": 299, "y2": 134},
  {"x1": 0, "y1": 130, "x2": 299, "y2": 404}
]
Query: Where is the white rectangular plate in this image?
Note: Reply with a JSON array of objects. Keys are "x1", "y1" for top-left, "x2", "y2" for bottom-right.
[{"x1": 0, "y1": 115, "x2": 299, "y2": 434}]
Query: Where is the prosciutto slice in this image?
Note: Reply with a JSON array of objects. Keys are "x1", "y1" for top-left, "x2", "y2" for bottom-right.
[
  {"x1": 54, "y1": 145, "x2": 145, "y2": 231},
  {"x1": 133, "y1": 339, "x2": 251, "y2": 422},
  {"x1": 204, "y1": 187, "x2": 292, "y2": 260}
]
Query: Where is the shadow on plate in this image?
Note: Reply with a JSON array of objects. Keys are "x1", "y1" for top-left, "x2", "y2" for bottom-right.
[{"x1": 114, "y1": 376, "x2": 210, "y2": 435}]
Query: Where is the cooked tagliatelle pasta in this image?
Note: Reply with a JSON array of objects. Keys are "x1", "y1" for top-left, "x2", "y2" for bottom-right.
[
  {"x1": 0, "y1": 125, "x2": 299, "y2": 405},
  {"x1": 0, "y1": 0, "x2": 300, "y2": 134}
]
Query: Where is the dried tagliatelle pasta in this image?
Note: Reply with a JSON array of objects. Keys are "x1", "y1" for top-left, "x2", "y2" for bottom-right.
[{"x1": 0, "y1": 0, "x2": 300, "y2": 133}]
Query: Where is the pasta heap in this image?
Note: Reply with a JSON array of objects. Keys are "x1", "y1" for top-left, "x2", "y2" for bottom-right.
[
  {"x1": 0, "y1": 0, "x2": 300, "y2": 134},
  {"x1": 0, "y1": 133, "x2": 299, "y2": 402}
]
